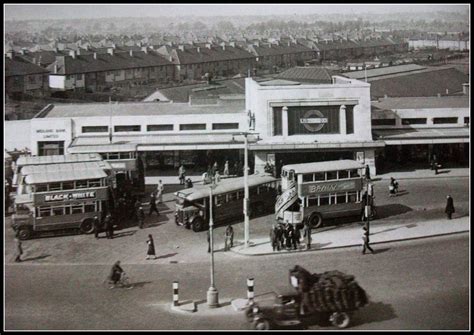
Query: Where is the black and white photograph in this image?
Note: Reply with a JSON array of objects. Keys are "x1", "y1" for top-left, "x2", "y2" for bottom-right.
[{"x1": 3, "y1": 3, "x2": 470, "y2": 331}]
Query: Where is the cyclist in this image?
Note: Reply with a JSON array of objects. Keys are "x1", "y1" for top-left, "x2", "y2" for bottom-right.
[{"x1": 109, "y1": 260, "x2": 124, "y2": 287}]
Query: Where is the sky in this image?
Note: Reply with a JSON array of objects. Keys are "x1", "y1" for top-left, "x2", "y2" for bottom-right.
[{"x1": 4, "y1": 3, "x2": 469, "y2": 21}]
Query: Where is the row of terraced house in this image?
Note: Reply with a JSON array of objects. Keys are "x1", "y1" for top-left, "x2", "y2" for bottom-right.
[{"x1": 5, "y1": 37, "x2": 409, "y2": 98}]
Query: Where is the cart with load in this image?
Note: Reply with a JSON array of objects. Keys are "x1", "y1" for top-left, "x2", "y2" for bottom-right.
[{"x1": 245, "y1": 265, "x2": 368, "y2": 330}]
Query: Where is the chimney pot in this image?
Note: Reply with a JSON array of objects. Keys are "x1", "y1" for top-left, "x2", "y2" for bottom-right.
[
  {"x1": 197, "y1": 47, "x2": 201, "y2": 53},
  {"x1": 107, "y1": 48, "x2": 114, "y2": 56},
  {"x1": 69, "y1": 50, "x2": 76, "y2": 59},
  {"x1": 93, "y1": 52, "x2": 97, "y2": 60},
  {"x1": 129, "y1": 50, "x2": 133, "y2": 57}
]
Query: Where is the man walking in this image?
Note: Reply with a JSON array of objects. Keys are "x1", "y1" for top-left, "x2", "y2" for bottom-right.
[
  {"x1": 137, "y1": 206, "x2": 145, "y2": 229},
  {"x1": 93, "y1": 215, "x2": 101, "y2": 239},
  {"x1": 362, "y1": 222, "x2": 374, "y2": 254},
  {"x1": 270, "y1": 224, "x2": 278, "y2": 251},
  {"x1": 14, "y1": 235, "x2": 23, "y2": 262},
  {"x1": 148, "y1": 193, "x2": 160, "y2": 216},
  {"x1": 365, "y1": 164, "x2": 371, "y2": 180},
  {"x1": 178, "y1": 165, "x2": 186, "y2": 185},
  {"x1": 156, "y1": 180, "x2": 164, "y2": 204},
  {"x1": 224, "y1": 224, "x2": 234, "y2": 251},
  {"x1": 303, "y1": 222, "x2": 312, "y2": 250},
  {"x1": 104, "y1": 213, "x2": 114, "y2": 239},
  {"x1": 445, "y1": 195, "x2": 455, "y2": 220}
]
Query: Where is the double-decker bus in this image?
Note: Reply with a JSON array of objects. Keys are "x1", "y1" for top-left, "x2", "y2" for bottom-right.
[
  {"x1": 175, "y1": 174, "x2": 279, "y2": 232},
  {"x1": 11, "y1": 164, "x2": 115, "y2": 240},
  {"x1": 277, "y1": 160, "x2": 366, "y2": 228},
  {"x1": 12, "y1": 153, "x2": 103, "y2": 190},
  {"x1": 68, "y1": 144, "x2": 145, "y2": 197}
]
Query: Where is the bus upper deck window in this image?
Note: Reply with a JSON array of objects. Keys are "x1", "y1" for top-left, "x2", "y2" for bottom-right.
[
  {"x1": 338, "y1": 170, "x2": 349, "y2": 179},
  {"x1": 76, "y1": 180, "x2": 88, "y2": 189},
  {"x1": 288, "y1": 170, "x2": 295, "y2": 182},
  {"x1": 303, "y1": 173, "x2": 313, "y2": 182},
  {"x1": 349, "y1": 169, "x2": 360, "y2": 178},
  {"x1": 326, "y1": 171, "x2": 337, "y2": 180},
  {"x1": 314, "y1": 172, "x2": 325, "y2": 181}
]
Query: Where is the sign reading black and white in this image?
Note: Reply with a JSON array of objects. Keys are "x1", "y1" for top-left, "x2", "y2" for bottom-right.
[{"x1": 45, "y1": 191, "x2": 96, "y2": 202}]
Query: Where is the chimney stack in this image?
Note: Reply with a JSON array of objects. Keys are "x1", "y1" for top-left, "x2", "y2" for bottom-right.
[
  {"x1": 20, "y1": 48, "x2": 27, "y2": 55},
  {"x1": 129, "y1": 50, "x2": 133, "y2": 57},
  {"x1": 197, "y1": 47, "x2": 201, "y2": 53},
  {"x1": 54, "y1": 63, "x2": 58, "y2": 73},
  {"x1": 93, "y1": 52, "x2": 97, "y2": 60},
  {"x1": 205, "y1": 43, "x2": 212, "y2": 49},
  {"x1": 222, "y1": 44, "x2": 226, "y2": 51},
  {"x1": 178, "y1": 45, "x2": 185, "y2": 51},
  {"x1": 6, "y1": 50, "x2": 14, "y2": 59},
  {"x1": 169, "y1": 56, "x2": 173, "y2": 62},
  {"x1": 229, "y1": 41, "x2": 235, "y2": 47},
  {"x1": 69, "y1": 50, "x2": 76, "y2": 59},
  {"x1": 141, "y1": 46, "x2": 148, "y2": 54},
  {"x1": 107, "y1": 48, "x2": 114, "y2": 56}
]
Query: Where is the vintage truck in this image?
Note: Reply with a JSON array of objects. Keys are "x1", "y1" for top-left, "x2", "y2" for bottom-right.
[{"x1": 245, "y1": 265, "x2": 368, "y2": 330}]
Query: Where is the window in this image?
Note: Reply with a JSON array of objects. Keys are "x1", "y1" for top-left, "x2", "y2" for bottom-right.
[
  {"x1": 71, "y1": 204, "x2": 83, "y2": 214},
  {"x1": 349, "y1": 169, "x2": 360, "y2": 178},
  {"x1": 314, "y1": 172, "x2": 325, "y2": 181},
  {"x1": 433, "y1": 117, "x2": 458, "y2": 124},
  {"x1": 82, "y1": 126, "x2": 108, "y2": 133},
  {"x1": 49, "y1": 183, "x2": 61, "y2": 191},
  {"x1": 273, "y1": 107, "x2": 282, "y2": 136},
  {"x1": 147, "y1": 124, "x2": 174, "y2": 131},
  {"x1": 76, "y1": 74, "x2": 83, "y2": 80},
  {"x1": 179, "y1": 124, "x2": 206, "y2": 131},
  {"x1": 119, "y1": 152, "x2": 132, "y2": 159},
  {"x1": 115, "y1": 71, "x2": 121, "y2": 77},
  {"x1": 464, "y1": 117, "x2": 469, "y2": 126},
  {"x1": 52, "y1": 207, "x2": 64, "y2": 216},
  {"x1": 75, "y1": 180, "x2": 88, "y2": 189},
  {"x1": 348, "y1": 192, "x2": 358, "y2": 203},
  {"x1": 308, "y1": 197, "x2": 318, "y2": 207},
  {"x1": 114, "y1": 125, "x2": 141, "y2": 132},
  {"x1": 319, "y1": 195, "x2": 330, "y2": 206},
  {"x1": 346, "y1": 106, "x2": 354, "y2": 134},
  {"x1": 228, "y1": 192, "x2": 237, "y2": 202},
  {"x1": 401, "y1": 118, "x2": 427, "y2": 125},
  {"x1": 303, "y1": 173, "x2": 313, "y2": 182},
  {"x1": 336, "y1": 194, "x2": 347, "y2": 204},
  {"x1": 38, "y1": 207, "x2": 51, "y2": 217},
  {"x1": 215, "y1": 195, "x2": 225, "y2": 206},
  {"x1": 36, "y1": 184, "x2": 48, "y2": 192},
  {"x1": 64, "y1": 206, "x2": 71, "y2": 215},
  {"x1": 38, "y1": 141, "x2": 64, "y2": 156},
  {"x1": 84, "y1": 203, "x2": 96, "y2": 213},
  {"x1": 326, "y1": 171, "x2": 337, "y2": 180},
  {"x1": 62, "y1": 181, "x2": 74, "y2": 190},
  {"x1": 212, "y1": 123, "x2": 239, "y2": 130},
  {"x1": 372, "y1": 119, "x2": 396, "y2": 126},
  {"x1": 107, "y1": 152, "x2": 120, "y2": 159},
  {"x1": 338, "y1": 170, "x2": 349, "y2": 179},
  {"x1": 88, "y1": 179, "x2": 101, "y2": 187}
]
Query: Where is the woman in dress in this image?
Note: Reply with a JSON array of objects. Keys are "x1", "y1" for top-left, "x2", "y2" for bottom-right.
[{"x1": 146, "y1": 234, "x2": 157, "y2": 260}]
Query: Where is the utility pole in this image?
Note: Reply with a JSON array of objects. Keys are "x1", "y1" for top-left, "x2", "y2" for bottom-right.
[
  {"x1": 244, "y1": 133, "x2": 250, "y2": 248},
  {"x1": 207, "y1": 177, "x2": 219, "y2": 307}
]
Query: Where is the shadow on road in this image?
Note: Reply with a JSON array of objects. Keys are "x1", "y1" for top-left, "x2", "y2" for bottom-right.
[
  {"x1": 21, "y1": 254, "x2": 51, "y2": 262},
  {"x1": 112, "y1": 231, "x2": 136, "y2": 239},
  {"x1": 129, "y1": 281, "x2": 153, "y2": 288},
  {"x1": 373, "y1": 247, "x2": 390, "y2": 254},
  {"x1": 375, "y1": 204, "x2": 413, "y2": 220},
  {"x1": 352, "y1": 301, "x2": 397, "y2": 326},
  {"x1": 156, "y1": 252, "x2": 178, "y2": 260}
]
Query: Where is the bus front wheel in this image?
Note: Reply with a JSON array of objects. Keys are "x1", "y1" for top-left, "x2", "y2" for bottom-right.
[
  {"x1": 80, "y1": 219, "x2": 95, "y2": 234},
  {"x1": 17, "y1": 226, "x2": 32, "y2": 240},
  {"x1": 192, "y1": 217, "x2": 205, "y2": 232},
  {"x1": 309, "y1": 213, "x2": 323, "y2": 229}
]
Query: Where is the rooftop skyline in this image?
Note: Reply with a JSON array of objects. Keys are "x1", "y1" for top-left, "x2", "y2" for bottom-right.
[{"x1": 4, "y1": 3, "x2": 469, "y2": 21}]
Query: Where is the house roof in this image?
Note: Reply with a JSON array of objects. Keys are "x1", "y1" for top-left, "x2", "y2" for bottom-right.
[
  {"x1": 43, "y1": 101, "x2": 245, "y2": 118},
  {"x1": 172, "y1": 45, "x2": 255, "y2": 65},
  {"x1": 372, "y1": 96, "x2": 469, "y2": 110},
  {"x1": 248, "y1": 43, "x2": 313, "y2": 57},
  {"x1": 46, "y1": 50, "x2": 173, "y2": 75},
  {"x1": 274, "y1": 66, "x2": 333, "y2": 84},
  {"x1": 5, "y1": 56, "x2": 50, "y2": 77},
  {"x1": 369, "y1": 67, "x2": 469, "y2": 99},
  {"x1": 341, "y1": 64, "x2": 426, "y2": 79}
]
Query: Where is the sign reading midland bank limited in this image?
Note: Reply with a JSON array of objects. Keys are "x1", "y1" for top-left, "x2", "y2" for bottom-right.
[{"x1": 299, "y1": 179, "x2": 361, "y2": 197}]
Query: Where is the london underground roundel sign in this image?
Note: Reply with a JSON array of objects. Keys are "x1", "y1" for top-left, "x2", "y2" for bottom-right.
[{"x1": 300, "y1": 109, "x2": 328, "y2": 132}]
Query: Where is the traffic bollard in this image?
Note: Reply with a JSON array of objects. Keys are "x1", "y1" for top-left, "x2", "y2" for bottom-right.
[
  {"x1": 247, "y1": 278, "x2": 254, "y2": 304},
  {"x1": 173, "y1": 281, "x2": 179, "y2": 306}
]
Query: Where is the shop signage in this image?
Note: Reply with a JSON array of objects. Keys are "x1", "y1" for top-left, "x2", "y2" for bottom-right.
[
  {"x1": 44, "y1": 191, "x2": 96, "y2": 202},
  {"x1": 35, "y1": 128, "x2": 67, "y2": 139},
  {"x1": 300, "y1": 110, "x2": 328, "y2": 132},
  {"x1": 299, "y1": 180, "x2": 359, "y2": 196}
]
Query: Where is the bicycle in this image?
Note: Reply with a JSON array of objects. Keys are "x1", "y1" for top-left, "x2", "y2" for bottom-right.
[{"x1": 103, "y1": 272, "x2": 134, "y2": 290}]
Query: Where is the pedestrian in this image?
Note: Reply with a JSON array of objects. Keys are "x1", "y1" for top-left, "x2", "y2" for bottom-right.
[
  {"x1": 14, "y1": 235, "x2": 23, "y2": 262},
  {"x1": 117, "y1": 196, "x2": 126, "y2": 225},
  {"x1": 389, "y1": 177, "x2": 397, "y2": 197},
  {"x1": 148, "y1": 193, "x2": 160, "y2": 216},
  {"x1": 178, "y1": 164, "x2": 186, "y2": 185},
  {"x1": 367, "y1": 182, "x2": 374, "y2": 206},
  {"x1": 202, "y1": 171, "x2": 209, "y2": 184},
  {"x1": 185, "y1": 178, "x2": 193, "y2": 188},
  {"x1": 224, "y1": 224, "x2": 234, "y2": 251},
  {"x1": 303, "y1": 222, "x2": 312, "y2": 249},
  {"x1": 365, "y1": 164, "x2": 371, "y2": 180},
  {"x1": 285, "y1": 223, "x2": 297, "y2": 250},
  {"x1": 134, "y1": 198, "x2": 142, "y2": 219},
  {"x1": 104, "y1": 213, "x2": 114, "y2": 239},
  {"x1": 362, "y1": 228, "x2": 374, "y2": 254},
  {"x1": 276, "y1": 223, "x2": 285, "y2": 250},
  {"x1": 215, "y1": 170, "x2": 221, "y2": 183},
  {"x1": 294, "y1": 225, "x2": 301, "y2": 248},
  {"x1": 434, "y1": 160, "x2": 439, "y2": 175},
  {"x1": 223, "y1": 160, "x2": 230, "y2": 176},
  {"x1": 270, "y1": 224, "x2": 278, "y2": 251},
  {"x1": 156, "y1": 180, "x2": 164, "y2": 204},
  {"x1": 445, "y1": 195, "x2": 455, "y2": 220},
  {"x1": 146, "y1": 234, "x2": 157, "y2": 260},
  {"x1": 93, "y1": 215, "x2": 101, "y2": 239},
  {"x1": 207, "y1": 230, "x2": 211, "y2": 253},
  {"x1": 137, "y1": 206, "x2": 145, "y2": 229},
  {"x1": 109, "y1": 261, "x2": 124, "y2": 287}
]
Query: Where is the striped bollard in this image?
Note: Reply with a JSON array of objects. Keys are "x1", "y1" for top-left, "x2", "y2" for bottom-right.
[
  {"x1": 247, "y1": 278, "x2": 254, "y2": 305},
  {"x1": 173, "y1": 281, "x2": 179, "y2": 306}
]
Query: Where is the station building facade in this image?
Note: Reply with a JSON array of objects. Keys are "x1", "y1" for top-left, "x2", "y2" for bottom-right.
[{"x1": 4, "y1": 76, "x2": 469, "y2": 180}]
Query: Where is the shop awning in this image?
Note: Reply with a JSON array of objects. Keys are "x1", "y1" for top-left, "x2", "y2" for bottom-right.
[
  {"x1": 372, "y1": 127, "x2": 469, "y2": 145},
  {"x1": 70, "y1": 133, "x2": 260, "y2": 151}
]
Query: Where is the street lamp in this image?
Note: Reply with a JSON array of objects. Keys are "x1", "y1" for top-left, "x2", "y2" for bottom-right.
[
  {"x1": 207, "y1": 177, "x2": 219, "y2": 308},
  {"x1": 243, "y1": 133, "x2": 250, "y2": 248}
]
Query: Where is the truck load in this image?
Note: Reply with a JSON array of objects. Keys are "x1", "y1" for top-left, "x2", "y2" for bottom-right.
[{"x1": 289, "y1": 265, "x2": 368, "y2": 313}]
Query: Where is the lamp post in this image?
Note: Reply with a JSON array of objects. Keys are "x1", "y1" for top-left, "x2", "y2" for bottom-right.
[
  {"x1": 243, "y1": 133, "x2": 250, "y2": 248},
  {"x1": 207, "y1": 177, "x2": 219, "y2": 308}
]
